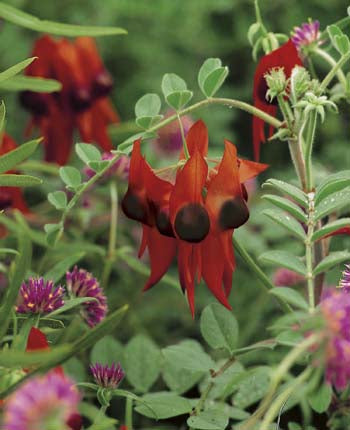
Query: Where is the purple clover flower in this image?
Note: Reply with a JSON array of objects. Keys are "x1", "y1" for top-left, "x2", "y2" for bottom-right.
[
  {"x1": 291, "y1": 20, "x2": 322, "y2": 52},
  {"x1": 340, "y1": 264, "x2": 350, "y2": 292},
  {"x1": 16, "y1": 277, "x2": 64, "y2": 315},
  {"x1": 3, "y1": 371, "x2": 80, "y2": 430},
  {"x1": 66, "y1": 266, "x2": 107, "y2": 327},
  {"x1": 84, "y1": 152, "x2": 130, "y2": 181},
  {"x1": 154, "y1": 110, "x2": 193, "y2": 156},
  {"x1": 321, "y1": 288, "x2": 350, "y2": 389},
  {"x1": 90, "y1": 362, "x2": 125, "y2": 389}
]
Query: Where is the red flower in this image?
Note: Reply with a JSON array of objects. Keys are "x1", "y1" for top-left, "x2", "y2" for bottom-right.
[
  {"x1": 122, "y1": 120, "x2": 268, "y2": 315},
  {"x1": 253, "y1": 39, "x2": 302, "y2": 161},
  {"x1": 21, "y1": 35, "x2": 119, "y2": 165},
  {"x1": 0, "y1": 133, "x2": 29, "y2": 214}
]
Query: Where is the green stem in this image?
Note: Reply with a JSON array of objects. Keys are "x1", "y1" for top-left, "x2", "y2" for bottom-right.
[
  {"x1": 314, "y1": 48, "x2": 347, "y2": 89},
  {"x1": 125, "y1": 396, "x2": 133, "y2": 429},
  {"x1": 102, "y1": 182, "x2": 118, "y2": 286},
  {"x1": 288, "y1": 139, "x2": 307, "y2": 191},
  {"x1": 305, "y1": 191, "x2": 316, "y2": 312},
  {"x1": 277, "y1": 94, "x2": 293, "y2": 130},
  {"x1": 319, "y1": 51, "x2": 350, "y2": 92},
  {"x1": 304, "y1": 110, "x2": 318, "y2": 192},
  {"x1": 233, "y1": 237, "x2": 292, "y2": 313},
  {"x1": 260, "y1": 367, "x2": 312, "y2": 430},
  {"x1": 254, "y1": 0, "x2": 268, "y2": 35},
  {"x1": 177, "y1": 112, "x2": 189, "y2": 159}
]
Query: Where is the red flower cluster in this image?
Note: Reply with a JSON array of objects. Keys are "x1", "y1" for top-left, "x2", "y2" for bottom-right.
[
  {"x1": 253, "y1": 39, "x2": 302, "y2": 160},
  {"x1": 0, "y1": 134, "x2": 29, "y2": 214},
  {"x1": 21, "y1": 35, "x2": 119, "y2": 165},
  {"x1": 122, "y1": 120, "x2": 268, "y2": 315}
]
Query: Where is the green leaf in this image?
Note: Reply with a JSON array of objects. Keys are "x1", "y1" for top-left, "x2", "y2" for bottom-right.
[
  {"x1": 0, "y1": 2, "x2": 127, "y2": 36},
  {"x1": 200, "y1": 303, "x2": 238, "y2": 353},
  {"x1": 335, "y1": 34, "x2": 350, "y2": 55},
  {"x1": 162, "y1": 339, "x2": 215, "y2": 372},
  {"x1": 135, "y1": 392, "x2": 192, "y2": 419},
  {"x1": 0, "y1": 248, "x2": 18, "y2": 255},
  {"x1": 0, "y1": 101, "x2": 5, "y2": 132},
  {"x1": 262, "y1": 179, "x2": 308, "y2": 207},
  {"x1": 259, "y1": 251, "x2": 307, "y2": 276},
  {"x1": 136, "y1": 115, "x2": 163, "y2": 129},
  {"x1": 87, "y1": 160, "x2": 110, "y2": 173},
  {"x1": 161, "y1": 73, "x2": 192, "y2": 110},
  {"x1": 187, "y1": 409, "x2": 229, "y2": 430},
  {"x1": 0, "y1": 76, "x2": 61, "y2": 92},
  {"x1": 263, "y1": 208, "x2": 306, "y2": 240},
  {"x1": 0, "y1": 138, "x2": 41, "y2": 174},
  {"x1": 313, "y1": 251, "x2": 350, "y2": 276},
  {"x1": 0, "y1": 57, "x2": 36, "y2": 83},
  {"x1": 48, "y1": 191, "x2": 67, "y2": 210},
  {"x1": 312, "y1": 218, "x2": 350, "y2": 242},
  {"x1": 44, "y1": 223, "x2": 63, "y2": 247},
  {"x1": 270, "y1": 287, "x2": 308, "y2": 310},
  {"x1": 43, "y1": 253, "x2": 85, "y2": 283},
  {"x1": 232, "y1": 367, "x2": 271, "y2": 409},
  {"x1": 135, "y1": 93, "x2": 161, "y2": 118},
  {"x1": 63, "y1": 357, "x2": 86, "y2": 383},
  {"x1": 124, "y1": 335, "x2": 161, "y2": 392},
  {"x1": 327, "y1": 24, "x2": 343, "y2": 48},
  {"x1": 262, "y1": 194, "x2": 307, "y2": 223},
  {"x1": 0, "y1": 174, "x2": 42, "y2": 187},
  {"x1": 90, "y1": 335, "x2": 124, "y2": 367},
  {"x1": 162, "y1": 356, "x2": 204, "y2": 395},
  {"x1": 275, "y1": 330, "x2": 304, "y2": 346},
  {"x1": 59, "y1": 166, "x2": 81, "y2": 190},
  {"x1": 47, "y1": 297, "x2": 98, "y2": 317},
  {"x1": 308, "y1": 383, "x2": 332, "y2": 413},
  {"x1": 315, "y1": 170, "x2": 350, "y2": 204},
  {"x1": 315, "y1": 188, "x2": 350, "y2": 221},
  {"x1": 75, "y1": 143, "x2": 101, "y2": 164},
  {"x1": 198, "y1": 58, "x2": 228, "y2": 97}
]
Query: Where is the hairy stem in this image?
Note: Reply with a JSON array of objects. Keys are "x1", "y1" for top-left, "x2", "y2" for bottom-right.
[
  {"x1": 319, "y1": 51, "x2": 350, "y2": 92},
  {"x1": 306, "y1": 191, "x2": 316, "y2": 312},
  {"x1": 304, "y1": 110, "x2": 318, "y2": 192},
  {"x1": 314, "y1": 48, "x2": 347, "y2": 89}
]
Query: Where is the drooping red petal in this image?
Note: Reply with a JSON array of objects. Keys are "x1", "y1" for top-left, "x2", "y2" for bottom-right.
[
  {"x1": 253, "y1": 39, "x2": 302, "y2": 160},
  {"x1": 170, "y1": 150, "x2": 209, "y2": 243},
  {"x1": 177, "y1": 242, "x2": 198, "y2": 317},
  {"x1": 142, "y1": 226, "x2": 177, "y2": 291},
  {"x1": 121, "y1": 140, "x2": 153, "y2": 226},
  {"x1": 206, "y1": 140, "x2": 249, "y2": 232},
  {"x1": 179, "y1": 119, "x2": 208, "y2": 159},
  {"x1": 238, "y1": 158, "x2": 269, "y2": 183}
]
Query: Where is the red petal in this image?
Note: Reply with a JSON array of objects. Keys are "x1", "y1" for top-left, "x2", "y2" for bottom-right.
[
  {"x1": 238, "y1": 158, "x2": 269, "y2": 183},
  {"x1": 142, "y1": 226, "x2": 177, "y2": 291},
  {"x1": 177, "y1": 242, "x2": 197, "y2": 317},
  {"x1": 253, "y1": 39, "x2": 302, "y2": 161},
  {"x1": 26, "y1": 327, "x2": 49, "y2": 351},
  {"x1": 180, "y1": 119, "x2": 208, "y2": 159}
]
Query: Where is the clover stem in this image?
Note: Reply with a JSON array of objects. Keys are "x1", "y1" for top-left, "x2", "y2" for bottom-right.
[
  {"x1": 314, "y1": 48, "x2": 347, "y2": 89},
  {"x1": 125, "y1": 396, "x2": 133, "y2": 430},
  {"x1": 102, "y1": 181, "x2": 118, "y2": 287},
  {"x1": 319, "y1": 51, "x2": 350, "y2": 92}
]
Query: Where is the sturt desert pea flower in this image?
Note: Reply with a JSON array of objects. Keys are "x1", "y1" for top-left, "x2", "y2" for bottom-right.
[
  {"x1": 90, "y1": 362, "x2": 125, "y2": 389},
  {"x1": 321, "y1": 288, "x2": 350, "y2": 389},
  {"x1": 121, "y1": 120, "x2": 268, "y2": 316},
  {"x1": 292, "y1": 20, "x2": 322, "y2": 54},
  {"x1": 2, "y1": 371, "x2": 81, "y2": 430},
  {"x1": 66, "y1": 266, "x2": 108, "y2": 327},
  {"x1": 21, "y1": 35, "x2": 119, "y2": 165},
  {"x1": 154, "y1": 110, "x2": 193, "y2": 156},
  {"x1": 253, "y1": 39, "x2": 302, "y2": 160},
  {"x1": 16, "y1": 278, "x2": 65, "y2": 315},
  {"x1": 0, "y1": 133, "x2": 29, "y2": 214},
  {"x1": 84, "y1": 152, "x2": 130, "y2": 181}
]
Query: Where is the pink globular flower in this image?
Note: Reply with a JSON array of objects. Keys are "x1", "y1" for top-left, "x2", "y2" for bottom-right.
[
  {"x1": 321, "y1": 288, "x2": 350, "y2": 389},
  {"x1": 90, "y1": 362, "x2": 125, "y2": 388},
  {"x1": 84, "y1": 152, "x2": 130, "y2": 181},
  {"x1": 3, "y1": 371, "x2": 80, "y2": 430},
  {"x1": 273, "y1": 268, "x2": 305, "y2": 287},
  {"x1": 291, "y1": 20, "x2": 322, "y2": 52},
  {"x1": 16, "y1": 278, "x2": 65, "y2": 314},
  {"x1": 66, "y1": 266, "x2": 107, "y2": 327},
  {"x1": 154, "y1": 110, "x2": 193, "y2": 156}
]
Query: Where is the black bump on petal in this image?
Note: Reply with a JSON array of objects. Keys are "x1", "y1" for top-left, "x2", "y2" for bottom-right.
[
  {"x1": 19, "y1": 91, "x2": 49, "y2": 116},
  {"x1": 156, "y1": 211, "x2": 175, "y2": 237},
  {"x1": 70, "y1": 88, "x2": 92, "y2": 112},
  {"x1": 121, "y1": 190, "x2": 149, "y2": 224},
  {"x1": 174, "y1": 203, "x2": 210, "y2": 243},
  {"x1": 92, "y1": 71, "x2": 114, "y2": 99},
  {"x1": 219, "y1": 197, "x2": 249, "y2": 230}
]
